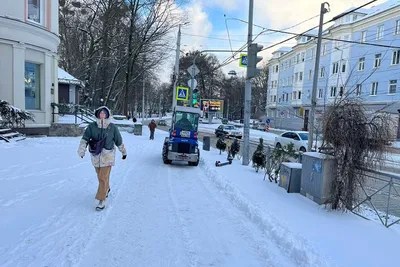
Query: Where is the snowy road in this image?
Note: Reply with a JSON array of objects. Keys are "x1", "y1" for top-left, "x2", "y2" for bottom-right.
[{"x1": 1, "y1": 132, "x2": 296, "y2": 267}]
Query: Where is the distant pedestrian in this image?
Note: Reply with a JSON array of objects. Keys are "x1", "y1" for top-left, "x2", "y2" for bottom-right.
[
  {"x1": 148, "y1": 119, "x2": 157, "y2": 140},
  {"x1": 77, "y1": 106, "x2": 127, "y2": 211}
]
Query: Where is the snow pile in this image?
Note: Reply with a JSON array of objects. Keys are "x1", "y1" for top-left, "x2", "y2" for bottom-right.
[
  {"x1": 1, "y1": 128, "x2": 400, "y2": 266},
  {"x1": 199, "y1": 161, "x2": 333, "y2": 267}
]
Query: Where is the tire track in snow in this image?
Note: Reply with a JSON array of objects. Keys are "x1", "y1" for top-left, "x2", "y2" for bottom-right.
[
  {"x1": 167, "y1": 161, "x2": 294, "y2": 267},
  {"x1": 0, "y1": 141, "x2": 144, "y2": 267},
  {"x1": 77, "y1": 139, "x2": 194, "y2": 267},
  {"x1": 1, "y1": 162, "x2": 86, "y2": 181},
  {"x1": 73, "y1": 141, "x2": 151, "y2": 267},
  {"x1": 165, "y1": 164, "x2": 200, "y2": 267}
]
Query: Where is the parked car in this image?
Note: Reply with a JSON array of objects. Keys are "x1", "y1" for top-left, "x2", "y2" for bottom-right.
[
  {"x1": 274, "y1": 131, "x2": 309, "y2": 152},
  {"x1": 158, "y1": 119, "x2": 167, "y2": 126},
  {"x1": 215, "y1": 124, "x2": 242, "y2": 139}
]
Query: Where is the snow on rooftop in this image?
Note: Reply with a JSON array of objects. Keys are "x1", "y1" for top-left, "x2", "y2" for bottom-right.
[{"x1": 58, "y1": 68, "x2": 82, "y2": 85}]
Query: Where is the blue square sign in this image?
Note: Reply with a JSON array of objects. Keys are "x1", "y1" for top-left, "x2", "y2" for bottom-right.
[{"x1": 176, "y1": 86, "x2": 189, "y2": 101}]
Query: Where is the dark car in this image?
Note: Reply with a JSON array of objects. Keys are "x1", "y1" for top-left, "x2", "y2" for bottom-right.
[
  {"x1": 158, "y1": 119, "x2": 167, "y2": 126},
  {"x1": 215, "y1": 124, "x2": 242, "y2": 139}
]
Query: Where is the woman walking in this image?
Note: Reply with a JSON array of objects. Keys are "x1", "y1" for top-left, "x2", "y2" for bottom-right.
[{"x1": 77, "y1": 106, "x2": 127, "y2": 210}]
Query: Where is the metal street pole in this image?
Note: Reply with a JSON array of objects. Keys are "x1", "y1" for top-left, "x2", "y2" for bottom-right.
[
  {"x1": 242, "y1": 0, "x2": 254, "y2": 166},
  {"x1": 308, "y1": 2, "x2": 329, "y2": 152},
  {"x1": 190, "y1": 63, "x2": 195, "y2": 107},
  {"x1": 172, "y1": 25, "x2": 182, "y2": 111}
]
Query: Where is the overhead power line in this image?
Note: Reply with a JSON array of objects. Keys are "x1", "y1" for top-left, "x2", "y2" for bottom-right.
[{"x1": 263, "y1": 28, "x2": 400, "y2": 49}]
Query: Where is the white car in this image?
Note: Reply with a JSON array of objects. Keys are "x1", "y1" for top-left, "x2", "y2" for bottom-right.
[{"x1": 274, "y1": 131, "x2": 309, "y2": 152}]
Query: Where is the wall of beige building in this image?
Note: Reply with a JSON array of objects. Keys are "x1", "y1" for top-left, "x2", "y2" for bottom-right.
[{"x1": 0, "y1": 0, "x2": 60, "y2": 126}]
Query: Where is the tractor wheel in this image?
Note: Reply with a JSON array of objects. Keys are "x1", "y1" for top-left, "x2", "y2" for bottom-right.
[{"x1": 163, "y1": 143, "x2": 172, "y2": 164}]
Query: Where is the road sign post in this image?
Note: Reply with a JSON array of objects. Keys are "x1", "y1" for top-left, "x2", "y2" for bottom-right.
[{"x1": 176, "y1": 86, "x2": 189, "y2": 101}]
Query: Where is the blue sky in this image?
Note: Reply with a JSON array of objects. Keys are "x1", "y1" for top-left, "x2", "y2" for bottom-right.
[{"x1": 159, "y1": 0, "x2": 387, "y2": 82}]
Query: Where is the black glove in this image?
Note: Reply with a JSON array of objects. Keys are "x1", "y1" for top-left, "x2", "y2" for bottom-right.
[{"x1": 122, "y1": 155, "x2": 127, "y2": 160}]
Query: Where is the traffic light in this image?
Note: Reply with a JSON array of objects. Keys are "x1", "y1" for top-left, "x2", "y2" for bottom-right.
[
  {"x1": 192, "y1": 88, "x2": 199, "y2": 106},
  {"x1": 247, "y1": 43, "x2": 263, "y2": 78}
]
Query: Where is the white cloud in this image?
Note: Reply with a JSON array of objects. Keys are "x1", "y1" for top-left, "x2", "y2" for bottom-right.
[
  {"x1": 159, "y1": 0, "x2": 388, "y2": 82},
  {"x1": 159, "y1": 1, "x2": 213, "y2": 83}
]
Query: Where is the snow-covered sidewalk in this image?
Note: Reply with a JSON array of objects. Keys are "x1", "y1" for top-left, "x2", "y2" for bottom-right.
[{"x1": 1, "y1": 128, "x2": 399, "y2": 267}]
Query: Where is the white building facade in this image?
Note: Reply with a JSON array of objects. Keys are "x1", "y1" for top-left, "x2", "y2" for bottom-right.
[
  {"x1": 266, "y1": 1, "x2": 400, "y2": 138},
  {"x1": 0, "y1": 0, "x2": 60, "y2": 127}
]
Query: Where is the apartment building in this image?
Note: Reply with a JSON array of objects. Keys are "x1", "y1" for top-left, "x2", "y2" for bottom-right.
[{"x1": 266, "y1": 0, "x2": 400, "y2": 135}]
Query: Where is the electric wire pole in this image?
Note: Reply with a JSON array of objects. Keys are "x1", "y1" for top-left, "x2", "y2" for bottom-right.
[
  {"x1": 308, "y1": 2, "x2": 330, "y2": 152},
  {"x1": 242, "y1": 0, "x2": 254, "y2": 165}
]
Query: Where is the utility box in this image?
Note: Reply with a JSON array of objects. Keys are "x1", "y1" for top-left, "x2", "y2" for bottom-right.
[
  {"x1": 300, "y1": 152, "x2": 337, "y2": 205},
  {"x1": 133, "y1": 123, "x2": 142, "y2": 136},
  {"x1": 203, "y1": 136, "x2": 211, "y2": 151},
  {"x1": 279, "y1": 162, "x2": 302, "y2": 193}
]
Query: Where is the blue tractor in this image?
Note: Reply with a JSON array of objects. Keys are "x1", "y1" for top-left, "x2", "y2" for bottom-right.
[{"x1": 162, "y1": 106, "x2": 201, "y2": 166}]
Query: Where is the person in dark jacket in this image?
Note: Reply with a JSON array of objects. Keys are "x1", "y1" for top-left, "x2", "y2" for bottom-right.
[
  {"x1": 77, "y1": 106, "x2": 127, "y2": 210},
  {"x1": 148, "y1": 119, "x2": 157, "y2": 140}
]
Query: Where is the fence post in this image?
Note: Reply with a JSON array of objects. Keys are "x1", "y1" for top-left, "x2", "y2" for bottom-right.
[
  {"x1": 266, "y1": 146, "x2": 271, "y2": 171},
  {"x1": 385, "y1": 178, "x2": 393, "y2": 227},
  {"x1": 74, "y1": 105, "x2": 78, "y2": 124}
]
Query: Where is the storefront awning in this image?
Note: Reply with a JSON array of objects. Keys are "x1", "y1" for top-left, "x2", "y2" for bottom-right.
[{"x1": 58, "y1": 68, "x2": 83, "y2": 86}]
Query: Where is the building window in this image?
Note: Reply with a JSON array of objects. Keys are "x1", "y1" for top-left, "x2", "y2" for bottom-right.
[
  {"x1": 361, "y1": 31, "x2": 367, "y2": 43},
  {"x1": 25, "y1": 62, "x2": 41, "y2": 110},
  {"x1": 392, "y1": 50, "x2": 400, "y2": 65},
  {"x1": 358, "y1": 57, "x2": 365, "y2": 71},
  {"x1": 301, "y1": 52, "x2": 305, "y2": 62},
  {"x1": 275, "y1": 65, "x2": 279, "y2": 72},
  {"x1": 396, "y1": 20, "x2": 400, "y2": 35},
  {"x1": 339, "y1": 86, "x2": 344, "y2": 97},
  {"x1": 330, "y1": 87, "x2": 337, "y2": 97},
  {"x1": 389, "y1": 80, "x2": 397, "y2": 94},
  {"x1": 320, "y1": 67, "x2": 325, "y2": 78},
  {"x1": 377, "y1": 25, "x2": 384, "y2": 40},
  {"x1": 311, "y1": 47, "x2": 316, "y2": 59},
  {"x1": 299, "y1": 72, "x2": 303, "y2": 81},
  {"x1": 374, "y1": 53, "x2": 381, "y2": 68},
  {"x1": 292, "y1": 91, "x2": 296, "y2": 100},
  {"x1": 318, "y1": 88, "x2": 323, "y2": 99},
  {"x1": 371, "y1": 82, "x2": 378, "y2": 95},
  {"x1": 308, "y1": 69, "x2": 312, "y2": 80},
  {"x1": 322, "y1": 44, "x2": 327, "y2": 56},
  {"x1": 298, "y1": 91, "x2": 301, "y2": 99},
  {"x1": 296, "y1": 54, "x2": 300, "y2": 64},
  {"x1": 341, "y1": 62, "x2": 346, "y2": 72},
  {"x1": 27, "y1": 0, "x2": 43, "y2": 24},
  {"x1": 356, "y1": 84, "x2": 362, "y2": 96},
  {"x1": 332, "y1": 62, "x2": 339, "y2": 74}
]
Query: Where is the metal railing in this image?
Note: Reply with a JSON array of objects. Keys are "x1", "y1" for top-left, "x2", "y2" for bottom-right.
[
  {"x1": 51, "y1": 103, "x2": 95, "y2": 124},
  {"x1": 350, "y1": 168, "x2": 400, "y2": 228}
]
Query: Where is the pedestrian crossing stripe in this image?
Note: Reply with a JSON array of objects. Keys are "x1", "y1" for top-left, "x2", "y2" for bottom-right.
[{"x1": 176, "y1": 86, "x2": 189, "y2": 101}]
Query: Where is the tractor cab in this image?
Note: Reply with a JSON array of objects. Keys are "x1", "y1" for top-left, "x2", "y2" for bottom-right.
[
  {"x1": 170, "y1": 106, "x2": 200, "y2": 140},
  {"x1": 163, "y1": 106, "x2": 202, "y2": 166}
]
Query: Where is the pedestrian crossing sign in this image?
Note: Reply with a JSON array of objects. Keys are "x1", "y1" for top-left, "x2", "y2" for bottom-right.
[{"x1": 176, "y1": 86, "x2": 189, "y2": 101}]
